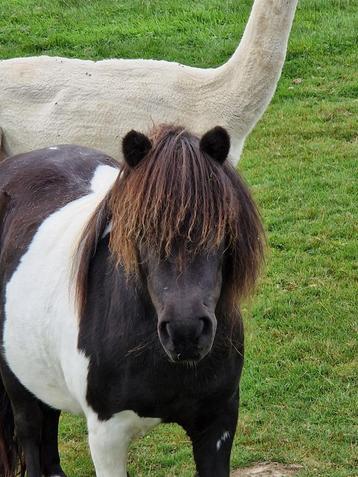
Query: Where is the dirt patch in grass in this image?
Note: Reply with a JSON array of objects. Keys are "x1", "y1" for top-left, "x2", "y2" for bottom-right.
[{"x1": 231, "y1": 462, "x2": 302, "y2": 477}]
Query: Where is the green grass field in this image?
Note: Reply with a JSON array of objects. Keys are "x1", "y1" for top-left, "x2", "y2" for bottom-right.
[{"x1": 0, "y1": 1, "x2": 357, "y2": 476}]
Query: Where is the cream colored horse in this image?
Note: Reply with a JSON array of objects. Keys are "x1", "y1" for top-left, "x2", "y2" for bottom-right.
[{"x1": 0, "y1": 0, "x2": 298, "y2": 164}]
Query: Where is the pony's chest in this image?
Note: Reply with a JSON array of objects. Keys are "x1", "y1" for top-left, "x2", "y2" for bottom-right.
[{"x1": 85, "y1": 349, "x2": 242, "y2": 423}]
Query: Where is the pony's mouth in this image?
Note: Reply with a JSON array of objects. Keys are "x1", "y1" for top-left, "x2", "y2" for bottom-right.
[
  {"x1": 163, "y1": 347, "x2": 209, "y2": 365},
  {"x1": 169, "y1": 357, "x2": 202, "y2": 367},
  {"x1": 181, "y1": 359, "x2": 201, "y2": 368}
]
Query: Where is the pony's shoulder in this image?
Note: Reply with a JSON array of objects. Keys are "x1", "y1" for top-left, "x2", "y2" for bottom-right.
[{"x1": 1, "y1": 144, "x2": 118, "y2": 174}]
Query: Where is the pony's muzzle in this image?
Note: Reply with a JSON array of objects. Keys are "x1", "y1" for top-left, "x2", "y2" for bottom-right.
[{"x1": 158, "y1": 315, "x2": 216, "y2": 363}]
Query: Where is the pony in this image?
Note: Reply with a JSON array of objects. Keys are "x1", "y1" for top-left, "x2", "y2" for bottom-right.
[{"x1": 0, "y1": 125, "x2": 264, "y2": 477}]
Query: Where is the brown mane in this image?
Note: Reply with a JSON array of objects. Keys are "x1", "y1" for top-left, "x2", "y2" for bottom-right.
[{"x1": 76, "y1": 125, "x2": 265, "y2": 317}]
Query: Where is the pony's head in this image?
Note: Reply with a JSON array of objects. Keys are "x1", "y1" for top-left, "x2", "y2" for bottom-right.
[
  {"x1": 111, "y1": 125, "x2": 264, "y2": 363},
  {"x1": 78, "y1": 125, "x2": 265, "y2": 363}
]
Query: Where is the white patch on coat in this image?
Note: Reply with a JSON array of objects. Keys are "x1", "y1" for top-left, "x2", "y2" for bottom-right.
[
  {"x1": 216, "y1": 431, "x2": 231, "y2": 451},
  {"x1": 3, "y1": 164, "x2": 119, "y2": 414},
  {"x1": 87, "y1": 411, "x2": 160, "y2": 477}
]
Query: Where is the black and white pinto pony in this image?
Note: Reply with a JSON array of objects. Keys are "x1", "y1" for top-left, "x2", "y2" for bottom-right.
[{"x1": 0, "y1": 125, "x2": 264, "y2": 477}]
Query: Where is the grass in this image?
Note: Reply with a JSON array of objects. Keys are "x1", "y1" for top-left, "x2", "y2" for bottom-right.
[{"x1": 1, "y1": 1, "x2": 357, "y2": 476}]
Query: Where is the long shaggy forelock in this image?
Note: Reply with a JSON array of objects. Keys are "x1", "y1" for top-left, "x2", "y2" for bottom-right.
[{"x1": 108, "y1": 125, "x2": 265, "y2": 299}]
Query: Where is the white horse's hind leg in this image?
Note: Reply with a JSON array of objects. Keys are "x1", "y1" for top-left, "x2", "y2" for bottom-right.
[{"x1": 87, "y1": 410, "x2": 160, "y2": 477}]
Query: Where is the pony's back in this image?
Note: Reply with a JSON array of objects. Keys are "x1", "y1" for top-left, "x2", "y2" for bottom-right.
[{"x1": 0, "y1": 145, "x2": 118, "y2": 272}]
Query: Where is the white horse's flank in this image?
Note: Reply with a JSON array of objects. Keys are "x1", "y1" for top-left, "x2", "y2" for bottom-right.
[{"x1": 0, "y1": 0, "x2": 298, "y2": 164}]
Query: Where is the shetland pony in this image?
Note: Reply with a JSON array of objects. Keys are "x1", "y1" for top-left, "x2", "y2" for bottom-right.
[{"x1": 0, "y1": 125, "x2": 264, "y2": 477}]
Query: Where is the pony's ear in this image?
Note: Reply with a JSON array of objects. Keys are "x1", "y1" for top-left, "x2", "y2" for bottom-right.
[
  {"x1": 122, "y1": 130, "x2": 152, "y2": 168},
  {"x1": 200, "y1": 126, "x2": 230, "y2": 164}
]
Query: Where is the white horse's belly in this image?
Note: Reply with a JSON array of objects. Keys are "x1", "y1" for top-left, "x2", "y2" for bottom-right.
[{"x1": 3, "y1": 164, "x2": 119, "y2": 414}]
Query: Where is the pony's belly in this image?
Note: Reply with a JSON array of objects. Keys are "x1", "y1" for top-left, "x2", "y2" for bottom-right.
[
  {"x1": 3, "y1": 339, "x2": 82, "y2": 414},
  {"x1": 3, "y1": 273, "x2": 85, "y2": 414}
]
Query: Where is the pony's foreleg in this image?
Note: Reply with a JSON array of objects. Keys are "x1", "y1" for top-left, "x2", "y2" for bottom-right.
[
  {"x1": 186, "y1": 396, "x2": 239, "y2": 477},
  {"x1": 86, "y1": 412, "x2": 133, "y2": 477}
]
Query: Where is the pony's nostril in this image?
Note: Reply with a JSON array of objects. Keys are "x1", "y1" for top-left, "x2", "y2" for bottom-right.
[
  {"x1": 195, "y1": 318, "x2": 205, "y2": 337},
  {"x1": 159, "y1": 321, "x2": 170, "y2": 341},
  {"x1": 199, "y1": 316, "x2": 212, "y2": 337}
]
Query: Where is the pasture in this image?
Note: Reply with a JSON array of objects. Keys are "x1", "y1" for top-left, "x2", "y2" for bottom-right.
[{"x1": 0, "y1": 0, "x2": 356, "y2": 476}]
